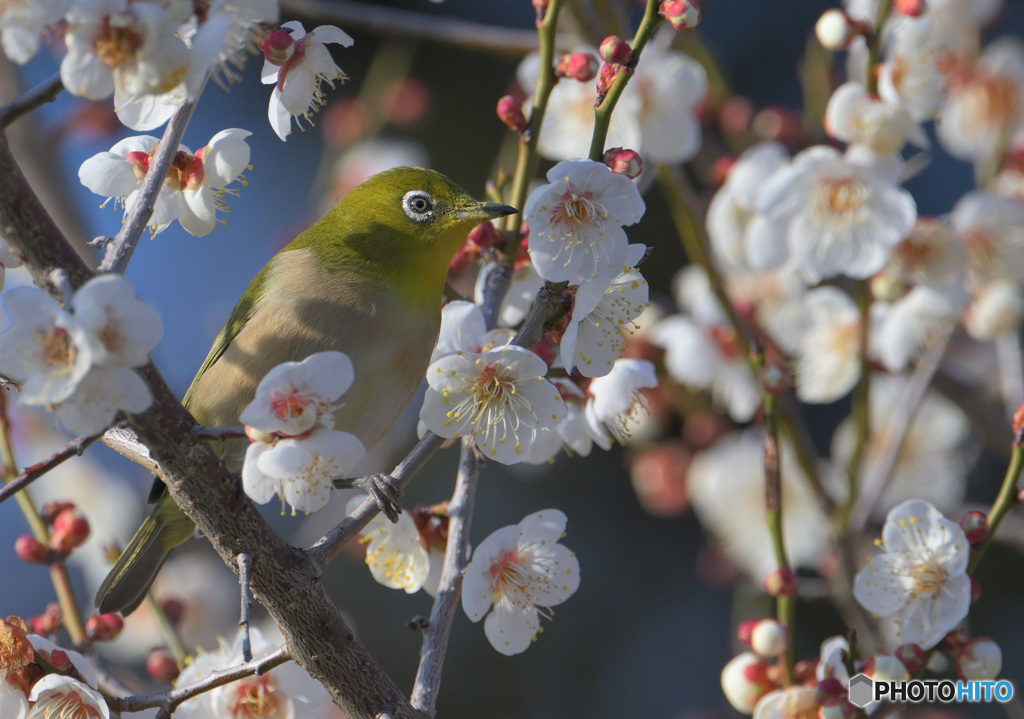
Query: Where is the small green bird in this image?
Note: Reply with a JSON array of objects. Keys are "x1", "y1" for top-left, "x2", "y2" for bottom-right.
[{"x1": 96, "y1": 167, "x2": 516, "y2": 615}]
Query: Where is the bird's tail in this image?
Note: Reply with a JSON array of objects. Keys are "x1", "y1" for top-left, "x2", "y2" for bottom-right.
[{"x1": 95, "y1": 500, "x2": 193, "y2": 615}]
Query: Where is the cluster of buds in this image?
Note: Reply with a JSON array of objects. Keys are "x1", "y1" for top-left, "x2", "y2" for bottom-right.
[
  {"x1": 15, "y1": 501, "x2": 91, "y2": 564},
  {"x1": 659, "y1": 0, "x2": 701, "y2": 31},
  {"x1": 556, "y1": 52, "x2": 599, "y2": 82},
  {"x1": 496, "y1": 95, "x2": 528, "y2": 135},
  {"x1": 450, "y1": 220, "x2": 506, "y2": 272}
]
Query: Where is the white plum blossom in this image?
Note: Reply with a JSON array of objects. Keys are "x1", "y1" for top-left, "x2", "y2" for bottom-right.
[
  {"x1": 524, "y1": 159, "x2": 645, "y2": 284},
  {"x1": 0, "y1": 288, "x2": 93, "y2": 405},
  {"x1": 61, "y1": 0, "x2": 192, "y2": 102},
  {"x1": 240, "y1": 351, "x2": 354, "y2": 437},
  {"x1": 854, "y1": 500, "x2": 971, "y2": 649},
  {"x1": 28, "y1": 674, "x2": 109, "y2": 719},
  {"x1": 560, "y1": 244, "x2": 649, "y2": 378},
  {"x1": 0, "y1": 682, "x2": 26, "y2": 719},
  {"x1": 346, "y1": 497, "x2": 431, "y2": 594},
  {"x1": 420, "y1": 346, "x2": 565, "y2": 464},
  {"x1": 261, "y1": 21, "x2": 354, "y2": 141},
  {"x1": 753, "y1": 687, "x2": 819, "y2": 719},
  {"x1": 175, "y1": 627, "x2": 331, "y2": 718},
  {"x1": 56, "y1": 366, "x2": 153, "y2": 435},
  {"x1": 793, "y1": 287, "x2": 862, "y2": 404},
  {"x1": 73, "y1": 274, "x2": 164, "y2": 369},
  {"x1": 431, "y1": 301, "x2": 513, "y2": 362},
  {"x1": 0, "y1": 0, "x2": 68, "y2": 65},
  {"x1": 706, "y1": 141, "x2": 789, "y2": 273},
  {"x1": 525, "y1": 379, "x2": 596, "y2": 463},
  {"x1": 79, "y1": 129, "x2": 252, "y2": 237},
  {"x1": 462, "y1": 509, "x2": 580, "y2": 655},
  {"x1": 754, "y1": 145, "x2": 916, "y2": 283},
  {"x1": 964, "y1": 279, "x2": 1024, "y2": 341},
  {"x1": 687, "y1": 429, "x2": 832, "y2": 578},
  {"x1": 883, "y1": 218, "x2": 967, "y2": 289},
  {"x1": 949, "y1": 190, "x2": 1024, "y2": 287},
  {"x1": 189, "y1": 0, "x2": 280, "y2": 85},
  {"x1": 825, "y1": 80, "x2": 928, "y2": 154},
  {"x1": 872, "y1": 285, "x2": 966, "y2": 372},
  {"x1": 584, "y1": 358, "x2": 658, "y2": 448}
]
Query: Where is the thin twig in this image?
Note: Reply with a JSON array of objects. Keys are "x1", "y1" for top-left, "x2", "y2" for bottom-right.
[
  {"x1": 109, "y1": 646, "x2": 291, "y2": 714},
  {"x1": 0, "y1": 73, "x2": 63, "y2": 128},
  {"x1": 99, "y1": 98, "x2": 200, "y2": 274},
  {"x1": 238, "y1": 553, "x2": 254, "y2": 663},
  {"x1": 0, "y1": 432, "x2": 102, "y2": 508},
  {"x1": 410, "y1": 444, "x2": 482, "y2": 714},
  {"x1": 280, "y1": 0, "x2": 549, "y2": 55}
]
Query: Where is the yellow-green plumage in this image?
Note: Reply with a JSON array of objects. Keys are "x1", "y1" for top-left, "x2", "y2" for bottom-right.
[{"x1": 96, "y1": 167, "x2": 515, "y2": 614}]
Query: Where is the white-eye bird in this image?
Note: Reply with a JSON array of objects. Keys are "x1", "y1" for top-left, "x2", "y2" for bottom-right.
[{"x1": 96, "y1": 166, "x2": 516, "y2": 614}]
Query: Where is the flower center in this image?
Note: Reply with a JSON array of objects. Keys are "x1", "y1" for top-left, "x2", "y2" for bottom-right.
[
  {"x1": 814, "y1": 176, "x2": 868, "y2": 220},
  {"x1": 29, "y1": 691, "x2": 104, "y2": 719},
  {"x1": 270, "y1": 388, "x2": 317, "y2": 423},
  {"x1": 35, "y1": 327, "x2": 75, "y2": 372},
  {"x1": 94, "y1": 18, "x2": 144, "y2": 71},
  {"x1": 228, "y1": 675, "x2": 287, "y2": 719},
  {"x1": 552, "y1": 189, "x2": 606, "y2": 230},
  {"x1": 490, "y1": 549, "x2": 545, "y2": 606},
  {"x1": 471, "y1": 364, "x2": 516, "y2": 408},
  {"x1": 909, "y1": 558, "x2": 949, "y2": 599}
]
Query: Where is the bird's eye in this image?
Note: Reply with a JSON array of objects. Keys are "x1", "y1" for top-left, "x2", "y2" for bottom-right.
[{"x1": 402, "y1": 191, "x2": 435, "y2": 222}]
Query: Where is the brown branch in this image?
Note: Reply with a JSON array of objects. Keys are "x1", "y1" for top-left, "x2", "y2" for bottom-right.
[
  {"x1": 280, "y1": 0, "x2": 547, "y2": 55},
  {"x1": 0, "y1": 432, "x2": 103, "y2": 507},
  {"x1": 0, "y1": 131, "x2": 428, "y2": 719},
  {"x1": 0, "y1": 74, "x2": 63, "y2": 128}
]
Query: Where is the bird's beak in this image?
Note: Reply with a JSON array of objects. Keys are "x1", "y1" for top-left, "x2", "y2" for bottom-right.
[{"x1": 456, "y1": 201, "x2": 518, "y2": 221}]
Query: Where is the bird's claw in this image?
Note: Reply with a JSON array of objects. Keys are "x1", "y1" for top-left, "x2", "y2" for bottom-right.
[{"x1": 358, "y1": 473, "x2": 403, "y2": 523}]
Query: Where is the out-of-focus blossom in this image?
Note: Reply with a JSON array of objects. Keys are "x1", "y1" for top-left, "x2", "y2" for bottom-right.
[
  {"x1": 584, "y1": 358, "x2": 658, "y2": 448},
  {"x1": 792, "y1": 287, "x2": 862, "y2": 404},
  {"x1": 882, "y1": 218, "x2": 967, "y2": 289},
  {"x1": 825, "y1": 81, "x2": 928, "y2": 154},
  {"x1": 462, "y1": 509, "x2": 580, "y2": 655},
  {"x1": 872, "y1": 285, "x2": 966, "y2": 372},
  {"x1": 753, "y1": 686, "x2": 819, "y2": 719},
  {"x1": 0, "y1": 0, "x2": 68, "y2": 65},
  {"x1": 950, "y1": 190, "x2": 1024, "y2": 287},
  {"x1": 964, "y1": 279, "x2": 1024, "y2": 341},
  {"x1": 854, "y1": 500, "x2": 971, "y2": 649},
  {"x1": 721, "y1": 652, "x2": 774, "y2": 714},
  {"x1": 524, "y1": 159, "x2": 645, "y2": 284}
]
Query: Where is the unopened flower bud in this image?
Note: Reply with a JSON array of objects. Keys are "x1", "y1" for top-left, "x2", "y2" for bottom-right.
[
  {"x1": 816, "y1": 677, "x2": 846, "y2": 703},
  {"x1": 764, "y1": 568, "x2": 797, "y2": 597},
  {"x1": 752, "y1": 107, "x2": 804, "y2": 144},
  {"x1": 959, "y1": 510, "x2": 988, "y2": 545},
  {"x1": 759, "y1": 362, "x2": 789, "y2": 394},
  {"x1": 161, "y1": 597, "x2": 186, "y2": 624},
  {"x1": 557, "y1": 52, "x2": 599, "y2": 82},
  {"x1": 956, "y1": 637, "x2": 1002, "y2": 680},
  {"x1": 468, "y1": 221, "x2": 504, "y2": 249},
  {"x1": 819, "y1": 697, "x2": 857, "y2": 719},
  {"x1": 449, "y1": 241, "x2": 481, "y2": 273},
  {"x1": 50, "y1": 509, "x2": 91, "y2": 554},
  {"x1": 496, "y1": 95, "x2": 528, "y2": 134},
  {"x1": 15, "y1": 535, "x2": 50, "y2": 564},
  {"x1": 894, "y1": 643, "x2": 926, "y2": 674},
  {"x1": 737, "y1": 619, "x2": 758, "y2": 645},
  {"x1": 599, "y1": 35, "x2": 632, "y2": 65},
  {"x1": 721, "y1": 652, "x2": 774, "y2": 714},
  {"x1": 41, "y1": 501, "x2": 76, "y2": 525},
  {"x1": 261, "y1": 28, "x2": 295, "y2": 66},
  {"x1": 750, "y1": 619, "x2": 789, "y2": 658},
  {"x1": 718, "y1": 97, "x2": 754, "y2": 137},
  {"x1": 659, "y1": 0, "x2": 701, "y2": 31},
  {"x1": 864, "y1": 653, "x2": 908, "y2": 682},
  {"x1": 815, "y1": 10, "x2": 866, "y2": 51},
  {"x1": 86, "y1": 613, "x2": 124, "y2": 641},
  {"x1": 147, "y1": 648, "x2": 180, "y2": 683},
  {"x1": 602, "y1": 147, "x2": 643, "y2": 179},
  {"x1": 894, "y1": 0, "x2": 926, "y2": 17},
  {"x1": 970, "y1": 576, "x2": 982, "y2": 604},
  {"x1": 30, "y1": 604, "x2": 62, "y2": 636},
  {"x1": 596, "y1": 63, "x2": 621, "y2": 98}
]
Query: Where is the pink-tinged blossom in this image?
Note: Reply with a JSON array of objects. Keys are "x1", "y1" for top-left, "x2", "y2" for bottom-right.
[
  {"x1": 462, "y1": 509, "x2": 580, "y2": 655},
  {"x1": 825, "y1": 80, "x2": 928, "y2": 154},
  {"x1": 261, "y1": 21, "x2": 354, "y2": 141},
  {"x1": 525, "y1": 159, "x2": 645, "y2": 285},
  {"x1": 854, "y1": 500, "x2": 971, "y2": 649}
]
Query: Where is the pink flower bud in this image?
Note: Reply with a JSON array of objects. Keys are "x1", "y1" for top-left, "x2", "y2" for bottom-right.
[
  {"x1": 261, "y1": 28, "x2": 295, "y2": 66},
  {"x1": 602, "y1": 147, "x2": 643, "y2": 179},
  {"x1": 721, "y1": 652, "x2": 774, "y2": 713},
  {"x1": 894, "y1": 643, "x2": 926, "y2": 674},
  {"x1": 599, "y1": 35, "x2": 632, "y2": 65},
  {"x1": 50, "y1": 509, "x2": 90, "y2": 554},
  {"x1": 956, "y1": 637, "x2": 1002, "y2": 680},
  {"x1": 737, "y1": 619, "x2": 758, "y2": 645},
  {"x1": 718, "y1": 97, "x2": 754, "y2": 137},
  {"x1": 659, "y1": 0, "x2": 701, "y2": 31},
  {"x1": 764, "y1": 568, "x2": 797, "y2": 597},
  {"x1": 750, "y1": 619, "x2": 789, "y2": 658},
  {"x1": 161, "y1": 598, "x2": 186, "y2": 625},
  {"x1": 596, "y1": 63, "x2": 621, "y2": 97},
  {"x1": 41, "y1": 501, "x2": 76, "y2": 525},
  {"x1": 816, "y1": 677, "x2": 846, "y2": 703},
  {"x1": 894, "y1": 0, "x2": 926, "y2": 17},
  {"x1": 759, "y1": 362, "x2": 789, "y2": 394},
  {"x1": 496, "y1": 95, "x2": 528, "y2": 134},
  {"x1": 959, "y1": 510, "x2": 988, "y2": 545},
  {"x1": 708, "y1": 156, "x2": 736, "y2": 188},
  {"x1": 147, "y1": 648, "x2": 180, "y2": 683},
  {"x1": 468, "y1": 221, "x2": 504, "y2": 249},
  {"x1": 819, "y1": 697, "x2": 857, "y2": 719},
  {"x1": 86, "y1": 613, "x2": 124, "y2": 641},
  {"x1": 753, "y1": 107, "x2": 804, "y2": 144},
  {"x1": 30, "y1": 603, "x2": 62, "y2": 636},
  {"x1": 557, "y1": 52, "x2": 599, "y2": 82},
  {"x1": 814, "y1": 10, "x2": 868, "y2": 51},
  {"x1": 15, "y1": 535, "x2": 50, "y2": 564}
]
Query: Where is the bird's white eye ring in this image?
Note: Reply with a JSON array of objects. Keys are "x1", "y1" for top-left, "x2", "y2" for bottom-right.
[{"x1": 403, "y1": 190, "x2": 435, "y2": 221}]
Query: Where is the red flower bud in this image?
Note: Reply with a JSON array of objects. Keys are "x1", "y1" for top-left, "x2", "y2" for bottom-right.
[
  {"x1": 86, "y1": 613, "x2": 124, "y2": 641},
  {"x1": 596, "y1": 63, "x2": 621, "y2": 98},
  {"x1": 496, "y1": 95, "x2": 528, "y2": 134},
  {"x1": 959, "y1": 510, "x2": 988, "y2": 545},
  {"x1": 30, "y1": 603, "x2": 62, "y2": 636},
  {"x1": 764, "y1": 568, "x2": 797, "y2": 597},
  {"x1": 557, "y1": 52, "x2": 599, "y2": 82},
  {"x1": 147, "y1": 648, "x2": 180, "y2": 683},
  {"x1": 816, "y1": 677, "x2": 846, "y2": 703},
  {"x1": 894, "y1": 0, "x2": 926, "y2": 17},
  {"x1": 161, "y1": 598, "x2": 186, "y2": 625},
  {"x1": 50, "y1": 509, "x2": 90, "y2": 554},
  {"x1": 468, "y1": 221, "x2": 504, "y2": 249},
  {"x1": 602, "y1": 147, "x2": 643, "y2": 179},
  {"x1": 449, "y1": 241, "x2": 481, "y2": 273},
  {"x1": 659, "y1": 0, "x2": 701, "y2": 31},
  {"x1": 736, "y1": 619, "x2": 758, "y2": 645},
  {"x1": 261, "y1": 28, "x2": 295, "y2": 66},
  {"x1": 599, "y1": 35, "x2": 632, "y2": 65},
  {"x1": 15, "y1": 535, "x2": 50, "y2": 564},
  {"x1": 41, "y1": 501, "x2": 76, "y2": 525}
]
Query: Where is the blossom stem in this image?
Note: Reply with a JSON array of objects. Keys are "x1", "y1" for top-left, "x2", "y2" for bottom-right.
[
  {"x1": 0, "y1": 432, "x2": 102, "y2": 508},
  {"x1": 839, "y1": 280, "x2": 872, "y2": 531},
  {"x1": 0, "y1": 73, "x2": 63, "y2": 129},
  {"x1": 967, "y1": 440, "x2": 1024, "y2": 575},
  {"x1": 588, "y1": 0, "x2": 662, "y2": 161},
  {"x1": 410, "y1": 443, "x2": 482, "y2": 713},
  {"x1": 0, "y1": 391, "x2": 89, "y2": 648},
  {"x1": 864, "y1": 0, "x2": 893, "y2": 97},
  {"x1": 99, "y1": 95, "x2": 200, "y2": 274}
]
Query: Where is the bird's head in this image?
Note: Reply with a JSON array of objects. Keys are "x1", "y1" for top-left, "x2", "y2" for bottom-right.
[{"x1": 298, "y1": 167, "x2": 516, "y2": 283}]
